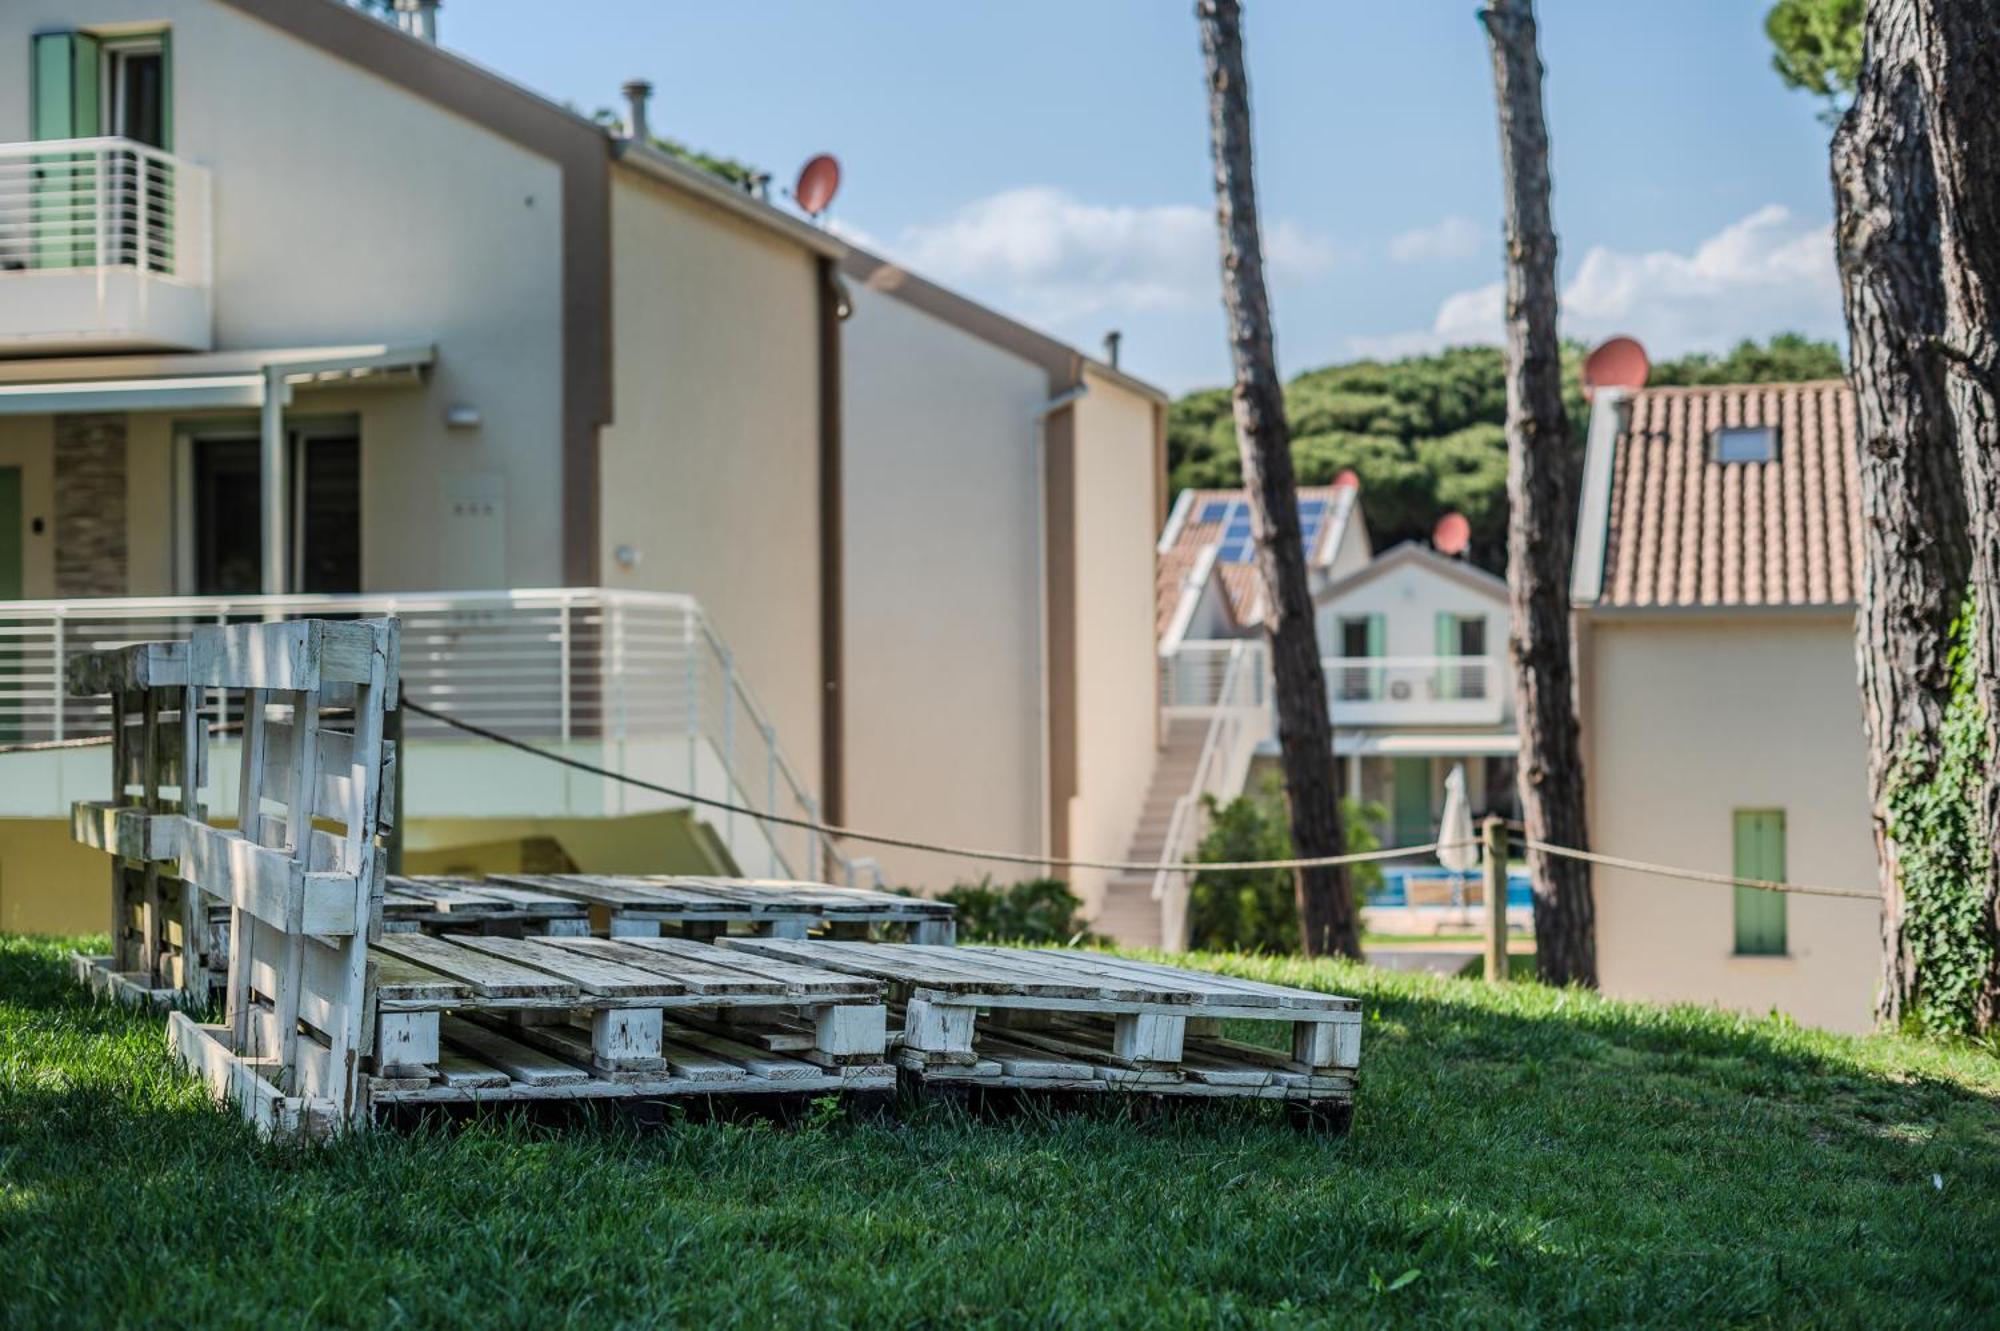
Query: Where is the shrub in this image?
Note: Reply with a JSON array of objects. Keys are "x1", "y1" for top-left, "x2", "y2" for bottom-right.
[
  {"x1": 1187, "y1": 771, "x2": 1386, "y2": 953},
  {"x1": 933, "y1": 876, "x2": 1095, "y2": 944}
]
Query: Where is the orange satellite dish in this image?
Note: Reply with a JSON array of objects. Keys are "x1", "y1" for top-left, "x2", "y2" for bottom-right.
[
  {"x1": 1433, "y1": 511, "x2": 1472, "y2": 557},
  {"x1": 1333, "y1": 468, "x2": 1361, "y2": 490},
  {"x1": 795, "y1": 153, "x2": 841, "y2": 217},
  {"x1": 1582, "y1": 335, "x2": 1649, "y2": 401}
]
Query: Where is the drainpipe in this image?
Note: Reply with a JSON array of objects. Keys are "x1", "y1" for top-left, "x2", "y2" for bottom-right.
[
  {"x1": 393, "y1": 0, "x2": 440, "y2": 44},
  {"x1": 260, "y1": 365, "x2": 289, "y2": 596},
  {"x1": 1032, "y1": 380, "x2": 1089, "y2": 864},
  {"x1": 622, "y1": 79, "x2": 653, "y2": 144}
]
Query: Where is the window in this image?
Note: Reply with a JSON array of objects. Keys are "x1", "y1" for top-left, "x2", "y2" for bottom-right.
[
  {"x1": 1732, "y1": 809, "x2": 1787, "y2": 956},
  {"x1": 1434, "y1": 613, "x2": 1488, "y2": 700},
  {"x1": 189, "y1": 428, "x2": 361, "y2": 595},
  {"x1": 1336, "y1": 615, "x2": 1381, "y2": 700},
  {"x1": 1713, "y1": 425, "x2": 1776, "y2": 464}
]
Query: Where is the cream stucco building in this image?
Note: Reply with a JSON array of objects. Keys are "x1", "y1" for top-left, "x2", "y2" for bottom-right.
[
  {"x1": 1571, "y1": 378, "x2": 1879, "y2": 1033},
  {"x1": 0, "y1": 0, "x2": 1167, "y2": 933}
]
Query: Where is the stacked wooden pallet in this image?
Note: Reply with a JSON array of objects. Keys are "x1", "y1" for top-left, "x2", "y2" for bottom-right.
[
  {"x1": 720, "y1": 941, "x2": 1359, "y2": 1110},
  {"x1": 382, "y1": 875, "x2": 592, "y2": 936},
  {"x1": 65, "y1": 640, "x2": 215, "y2": 1006},
  {"x1": 360, "y1": 932, "x2": 892, "y2": 1110},
  {"x1": 487, "y1": 873, "x2": 957, "y2": 943}
]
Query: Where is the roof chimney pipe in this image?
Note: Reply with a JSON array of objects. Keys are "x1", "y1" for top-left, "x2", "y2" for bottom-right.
[
  {"x1": 392, "y1": 0, "x2": 439, "y2": 44},
  {"x1": 622, "y1": 79, "x2": 653, "y2": 144},
  {"x1": 1103, "y1": 329, "x2": 1122, "y2": 369}
]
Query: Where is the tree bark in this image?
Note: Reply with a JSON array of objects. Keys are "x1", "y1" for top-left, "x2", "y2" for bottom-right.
[
  {"x1": 1829, "y1": 0, "x2": 1969, "y2": 1026},
  {"x1": 1908, "y1": 0, "x2": 2000, "y2": 1030},
  {"x1": 1480, "y1": 0, "x2": 1595, "y2": 987},
  {"x1": 1197, "y1": 0, "x2": 1357, "y2": 959}
]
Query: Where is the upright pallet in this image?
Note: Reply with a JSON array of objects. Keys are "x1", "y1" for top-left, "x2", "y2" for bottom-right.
[
  {"x1": 488, "y1": 874, "x2": 957, "y2": 943},
  {"x1": 66, "y1": 641, "x2": 212, "y2": 1005},
  {"x1": 166, "y1": 618, "x2": 401, "y2": 1136}
]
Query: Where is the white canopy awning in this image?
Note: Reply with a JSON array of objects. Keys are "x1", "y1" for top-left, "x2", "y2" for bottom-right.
[{"x1": 0, "y1": 342, "x2": 433, "y2": 415}]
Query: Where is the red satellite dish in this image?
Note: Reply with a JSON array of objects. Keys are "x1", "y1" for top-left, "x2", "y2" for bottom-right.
[
  {"x1": 1433, "y1": 511, "x2": 1472, "y2": 557},
  {"x1": 1582, "y1": 335, "x2": 1650, "y2": 401},
  {"x1": 794, "y1": 154, "x2": 841, "y2": 217},
  {"x1": 1333, "y1": 468, "x2": 1361, "y2": 490}
]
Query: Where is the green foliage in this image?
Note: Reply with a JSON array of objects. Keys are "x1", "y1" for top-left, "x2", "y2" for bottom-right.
[
  {"x1": 933, "y1": 876, "x2": 1095, "y2": 944},
  {"x1": 582, "y1": 105, "x2": 766, "y2": 190},
  {"x1": 1644, "y1": 332, "x2": 1846, "y2": 387},
  {"x1": 1168, "y1": 336, "x2": 1845, "y2": 573},
  {"x1": 1886, "y1": 594, "x2": 1995, "y2": 1036},
  {"x1": 5, "y1": 933, "x2": 2000, "y2": 1325},
  {"x1": 1765, "y1": 0, "x2": 1864, "y2": 119},
  {"x1": 1188, "y1": 771, "x2": 1386, "y2": 953}
]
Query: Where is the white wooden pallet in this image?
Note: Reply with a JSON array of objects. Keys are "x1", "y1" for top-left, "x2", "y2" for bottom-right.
[
  {"x1": 718, "y1": 941, "x2": 1362, "y2": 1106},
  {"x1": 490, "y1": 874, "x2": 957, "y2": 943},
  {"x1": 382, "y1": 875, "x2": 592, "y2": 936}
]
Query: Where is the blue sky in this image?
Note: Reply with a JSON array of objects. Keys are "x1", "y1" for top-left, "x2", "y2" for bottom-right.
[{"x1": 442, "y1": 1, "x2": 1844, "y2": 394}]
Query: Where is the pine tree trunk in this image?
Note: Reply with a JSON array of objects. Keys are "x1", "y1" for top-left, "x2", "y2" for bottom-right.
[
  {"x1": 1480, "y1": 0, "x2": 1595, "y2": 987},
  {"x1": 1197, "y1": 0, "x2": 1357, "y2": 959},
  {"x1": 1829, "y1": 0, "x2": 1969, "y2": 1027},
  {"x1": 1908, "y1": 0, "x2": 2000, "y2": 1030}
]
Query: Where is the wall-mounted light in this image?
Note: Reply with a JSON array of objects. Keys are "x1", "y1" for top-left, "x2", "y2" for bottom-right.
[
  {"x1": 445, "y1": 404, "x2": 482, "y2": 430},
  {"x1": 614, "y1": 544, "x2": 642, "y2": 571}
]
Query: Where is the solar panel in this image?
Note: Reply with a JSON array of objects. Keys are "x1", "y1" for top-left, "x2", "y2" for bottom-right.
[{"x1": 1196, "y1": 500, "x2": 1232, "y2": 524}]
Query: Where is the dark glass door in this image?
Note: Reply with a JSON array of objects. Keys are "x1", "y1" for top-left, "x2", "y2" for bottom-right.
[{"x1": 193, "y1": 434, "x2": 360, "y2": 595}]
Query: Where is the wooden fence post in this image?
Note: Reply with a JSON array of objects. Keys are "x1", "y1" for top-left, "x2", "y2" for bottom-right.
[{"x1": 1483, "y1": 816, "x2": 1507, "y2": 982}]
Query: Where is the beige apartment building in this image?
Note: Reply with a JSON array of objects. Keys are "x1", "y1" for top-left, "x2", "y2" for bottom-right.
[
  {"x1": 1571, "y1": 377, "x2": 1879, "y2": 1032},
  {"x1": 0, "y1": 0, "x2": 1166, "y2": 932}
]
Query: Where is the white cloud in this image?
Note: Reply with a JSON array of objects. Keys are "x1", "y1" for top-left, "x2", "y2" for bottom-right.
[
  {"x1": 1389, "y1": 215, "x2": 1485, "y2": 264},
  {"x1": 867, "y1": 186, "x2": 1336, "y2": 326},
  {"x1": 1347, "y1": 205, "x2": 1842, "y2": 361}
]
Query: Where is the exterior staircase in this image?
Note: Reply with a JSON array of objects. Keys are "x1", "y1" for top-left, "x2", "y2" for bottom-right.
[{"x1": 1093, "y1": 717, "x2": 1211, "y2": 948}]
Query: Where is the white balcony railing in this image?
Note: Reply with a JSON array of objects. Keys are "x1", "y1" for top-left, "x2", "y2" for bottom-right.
[
  {"x1": 0, "y1": 589, "x2": 875, "y2": 886},
  {"x1": 1162, "y1": 641, "x2": 1508, "y2": 727},
  {"x1": 0, "y1": 137, "x2": 213, "y2": 352}
]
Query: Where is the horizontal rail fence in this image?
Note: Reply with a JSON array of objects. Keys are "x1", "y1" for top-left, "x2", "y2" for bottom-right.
[
  {"x1": 1161, "y1": 641, "x2": 1500, "y2": 714},
  {"x1": 0, "y1": 137, "x2": 209, "y2": 283},
  {"x1": 0, "y1": 590, "x2": 855, "y2": 883}
]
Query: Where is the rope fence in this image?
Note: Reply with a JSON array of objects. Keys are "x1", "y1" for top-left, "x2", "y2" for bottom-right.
[{"x1": 0, "y1": 695, "x2": 1882, "y2": 899}]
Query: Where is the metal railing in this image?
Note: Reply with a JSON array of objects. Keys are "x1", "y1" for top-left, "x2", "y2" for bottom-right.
[
  {"x1": 0, "y1": 588, "x2": 874, "y2": 886},
  {"x1": 1150, "y1": 638, "x2": 1269, "y2": 951},
  {"x1": 0, "y1": 137, "x2": 213, "y2": 340},
  {"x1": 1162, "y1": 641, "x2": 1504, "y2": 721}
]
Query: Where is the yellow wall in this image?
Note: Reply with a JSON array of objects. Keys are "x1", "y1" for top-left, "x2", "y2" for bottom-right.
[
  {"x1": 1067, "y1": 371, "x2": 1162, "y2": 913},
  {"x1": 599, "y1": 169, "x2": 824, "y2": 796},
  {"x1": 840, "y1": 284, "x2": 1049, "y2": 891},
  {"x1": 1582, "y1": 613, "x2": 1880, "y2": 1032},
  {"x1": 0, "y1": 820, "x2": 117, "y2": 936}
]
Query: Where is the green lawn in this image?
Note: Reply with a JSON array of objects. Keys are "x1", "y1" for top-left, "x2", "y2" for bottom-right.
[{"x1": 2, "y1": 934, "x2": 1996, "y2": 1328}]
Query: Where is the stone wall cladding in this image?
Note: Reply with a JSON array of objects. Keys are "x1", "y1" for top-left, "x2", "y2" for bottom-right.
[{"x1": 54, "y1": 413, "x2": 128, "y2": 597}]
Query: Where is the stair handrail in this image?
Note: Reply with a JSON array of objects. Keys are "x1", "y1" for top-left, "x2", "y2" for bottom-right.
[{"x1": 1150, "y1": 637, "x2": 1269, "y2": 949}]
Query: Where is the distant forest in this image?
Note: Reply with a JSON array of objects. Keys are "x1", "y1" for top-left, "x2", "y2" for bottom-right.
[{"x1": 1168, "y1": 334, "x2": 1844, "y2": 572}]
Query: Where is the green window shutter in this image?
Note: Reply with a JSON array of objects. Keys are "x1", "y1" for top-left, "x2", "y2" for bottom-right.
[
  {"x1": 158, "y1": 29, "x2": 174, "y2": 150},
  {"x1": 31, "y1": 32, "x2": 101, "y2": 269},
  {"x1": 1435, "y1": 611, "x2": 1455, "y2": 699},
  {"x1": 1366, "y1": 613, "x2": 1385, "y2": 700},
  {"x1": 1732, "y1": 810, "x2": 1787, "y2": 956}
]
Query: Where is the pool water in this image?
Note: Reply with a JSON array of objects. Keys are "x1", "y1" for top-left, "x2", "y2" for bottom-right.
[{"x1": 1368, "y1": 863, "x2": 1534, "y2": 911}]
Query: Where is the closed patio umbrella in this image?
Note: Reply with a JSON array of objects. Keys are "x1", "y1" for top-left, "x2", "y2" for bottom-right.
[{"x1": 1437, "y1": 763, "x2": 1478, "y2": 873}]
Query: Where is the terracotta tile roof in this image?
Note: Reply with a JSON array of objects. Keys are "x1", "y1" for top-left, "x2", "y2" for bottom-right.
[
  {"x1": 1596, "y1": 380, "x2": 1859, "y2": 609},
  {"x1": 1155, "y1": 483, "x2": 1357, "y2": 638}
]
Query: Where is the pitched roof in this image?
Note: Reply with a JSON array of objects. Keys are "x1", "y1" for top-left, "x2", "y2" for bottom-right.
[
  {"x1": 1156, "y1": 482, "x2": 1359, "y2": 637},
  {"x1": 1578, "y1": 380, "x2": 1860, "y2": 610},
  {"x1": 1314, "y1": 540, "x2": 1508, "y2": 607}
]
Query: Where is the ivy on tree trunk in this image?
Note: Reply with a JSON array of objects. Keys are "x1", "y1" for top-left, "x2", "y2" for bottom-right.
[
  {"x1": 1196, "y1": 0, "x2": 1357, "y2": 958},
  {"x1": 1480, "y1": 0, "x2": 1595, "y2": 987}
]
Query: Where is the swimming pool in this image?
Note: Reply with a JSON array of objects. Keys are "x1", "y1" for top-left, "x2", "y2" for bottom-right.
[{"x1": 1368, "y1": 863, "x2": 1534, "y2": 911}]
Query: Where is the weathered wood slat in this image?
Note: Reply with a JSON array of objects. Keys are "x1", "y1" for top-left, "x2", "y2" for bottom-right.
[
  {"x1": 615, "y1": 937, "x2": 879, "y2": 997},
  {"x1": 439, "y1": 1016, "x2": 588, "y2": 1086},
  {"x1": 375, "y1": 934, "x2": 579, "y2": 1000},
  {"x1": 536, "y1": 937, "x2": 787, "y2": 997},
  {"x1": 448, "y1": 936, "x2": 682, "y2": 998}
]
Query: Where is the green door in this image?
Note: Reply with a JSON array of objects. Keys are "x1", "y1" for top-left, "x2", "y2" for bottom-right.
[
  {"x1": 1392, "y1": 757, "x2": 1431, "y2": 848},
  {"x1": 32, "y1": 32, "x2": 103, "y2": 270},
  {"x1": 1733, "y1": 809, "x2": 1787, "y2": 955}
]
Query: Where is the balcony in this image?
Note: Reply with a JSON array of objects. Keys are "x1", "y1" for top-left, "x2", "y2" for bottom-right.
[
  {"x1": 0, "y1": 138, "x2": 213, "y2": 354},
  {"x1": 0, "y1": 589, "x2": 872, "y2": 884},
  {"x1": 1161, "y1": 642, "x2": 1508, "y2": 728}
]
